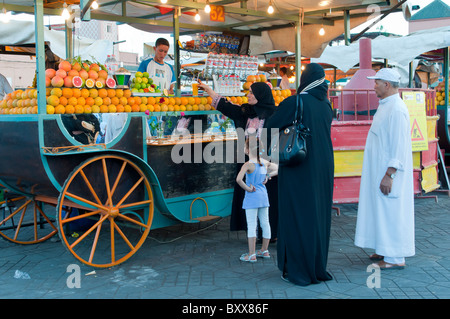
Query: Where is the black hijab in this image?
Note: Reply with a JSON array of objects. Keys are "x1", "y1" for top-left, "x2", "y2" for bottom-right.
[
  {"x1": 242, "y1": 82, "x2": 276, "y2": 119},
  {"x1": 297, "y1": 63, "x2": 328, "y2": 101}
]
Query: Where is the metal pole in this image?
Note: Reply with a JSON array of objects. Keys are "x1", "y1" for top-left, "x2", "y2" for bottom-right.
[
  {"x1": 34, "y1": 0, "x2": 46, "y2": 114},
  {"x1": 173, "y1": 7, "x2": 181, "y2": 96},
  {"x1": 294, "y1": 11, "x2": 302, "y2": 90}
]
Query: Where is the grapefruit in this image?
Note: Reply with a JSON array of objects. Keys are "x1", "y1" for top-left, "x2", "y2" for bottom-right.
[
  {"x1": 59, "y1": 60, "x2": 72, "y2": 72},
  {"x1": 45, "y1": 68, "x2": 56, "y2": 79},
  {"x1": 106, "y1": 77, "x2": 116, "y2": 89},
  {"x1": 72, "y1": 76, "x2": 84, "y2": 88},
  {"x1": 55, "y1": 69, "x2": 67, "y2": 79},
  {"x1": 78, "y1": 69, "x2": 89, "y2": 80},
  {"x1": 64, "y1": 76, "x2": 74, "y2": 88},
  {"x1": 51, "y1": 76, "x2": 64, "y2": 88},
  {"x1": 95, "y1": 78, "x2": 105, "y2": 89}
]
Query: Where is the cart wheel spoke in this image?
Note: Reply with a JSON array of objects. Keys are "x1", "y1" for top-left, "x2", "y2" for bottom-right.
[
  {"x1": 0, "y1": 198, "x2": 57, "y2": 244},
  {"x1": 57, "y1": 155, "x2": 154, "y2": 268}
]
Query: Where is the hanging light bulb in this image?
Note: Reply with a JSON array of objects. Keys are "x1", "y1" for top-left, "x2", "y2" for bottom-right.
[
  {"x1": 61, "y1": 2, "x2": 70, "y2": 20},
  {"x1": 161, "y1": 0, "x2": 168, "y2": 4},
  {"x1": 319, "y1": 26, "x2": 325, "y2": 36},
  {"x1": 91, "y1": 1, "x2": 99, "y2": 10},
  {"x1": 195, "y1": 9, "x2": 201, "y2": 21},
  {"x1": 204, "y1": 0, "x2": 211, "y2": 13},
  {"x1": 267, "y1": 0, "x2": 274, "y2": 14},
  {"x1": 1, "y1": 7, "x2": 10, "y2": 23}
]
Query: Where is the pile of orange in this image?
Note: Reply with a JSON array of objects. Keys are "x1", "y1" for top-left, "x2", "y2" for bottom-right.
[{"x1": 1, "y1": 87, "x2": 256, "y2": 115}]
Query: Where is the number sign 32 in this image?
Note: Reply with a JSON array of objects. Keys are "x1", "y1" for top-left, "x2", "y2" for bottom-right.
[{"x1": 210, "y1": 5, "x2": 225, "y2": 22}]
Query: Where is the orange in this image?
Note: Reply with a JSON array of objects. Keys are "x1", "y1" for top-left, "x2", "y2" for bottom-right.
[
  {"x1": 111, "y1": 97, "x2": 119, "y2": 105},
  {"x1": 186, "y1": 105, "x2": 193, "y2": 111},
  {"x1": 175, "y1": 97, "x2": 182, "y2": 106},
  {"x1": 47, "y1": 95, "x2": 60, "y2": 107},
  {"x1": 55, "y1": 104, "x2": 65, "y2": 114},
  {"x1": 188, "y1": 97, "x2": 195, "y2": 105},
  {"x1": 134, "y1": 96, "x2": 141, "y2": 105},
  {"x1": 102, "y1": 97, "x2": 111, "y2": 106},
  {"x1": 147, "y1": 104, "x2": 154, "y2": 112},
  {"x1": 139, "y1": 104, "x2": 147, "y2": 112},
  {"x1": 205, "y1": 104, "x2": 211, "y2": 111},
  {"x1": 127, "y1": 97, "x2": 135, "y2": 106},
  {"x1": 180, "y1": 97, "x2": 188, "y2": 106},
  {"x1": 148, "y1": 97, "x2": 156, "y2": 105},
  {"x1": 46, "y1": 105, "x2": 55, "y2": 114},
  {"x1": 94, "y1": 97, "x2": 103, "y2": 106},
  {"x1": 168, "y1": 105, "x2": 174, "y2": 112},
  {"x1": 89, "y1": 88, "x2": 99, "y2": 98},
  {"x1": 59, "y1": 96, "x2": 68, "y2": 106},
  {"x1": 174, "y1": 105, "x2": 180, "y2": 112},
  {"x1": 115, "y1": 89, "x2": 124, "y2": 98},
  {"x1": 72, "y1": 88, "x2": 81, "y2": 98},
  {"x1": 68, "y1": 97, "x2": 78, "y2": 106},
  {"x1": 153, "y1": 104, "x2": 161, "y2": 112},
  {"x1": 98, "y1": 88, "x2": 107, "y2": 98},
  {"x1": 207, "y1": 96, "x2": 212, "y2": 105},
  {"x1": 116, "y1": 104, "x2": 124, "y2": 113},
  {"x1": 80, "y1": 88, "x2": 90, "y2": 98},
  {"x1": 140, "y1": 96, "x2": 148, "y2": 105},
  {"x1": 123, "y1": 89, "x2": 132, "y2": 98},
  {"x1": 200, "y1": 97, "x2": 207, "y2": 105},
  {"x1": 160, "y1": 104, "x2": 168, "y2": 112},
  {"x1": 108, "y1": 104, "x2": 117, "y2": 113},
  {"x1": 194, "y1": 97, "x2": 201, "y2": 105},
  {"x1": 32, "y1": 105, "x2": 38, "y2": 114},
  {"x1": 65, "y1": 104, "x2": 75, "y2": 114},
  {"x1": 91, "y1": 105, "x2": 100, "y2": 114},
  {"x1": 198, "y1": 104, "x2": 205, "y2": 111},
  {"x1": 30, "y1": 98, "x2": 37, "y2": 107},
  {"x1": 131, "y1": 104, "x2": 140, "y2": 112},
  {"x1": 83, "y1": 105, "x2": 92, "y2": 114},
  {"x1": 51, "y1": 88, "x2": 62, "y2": 97},
  {"x1": 62, "y1": 88, "x2": 73, "y2": 98},
  {"x1": 75, "y1": 105, "x2": 84, "y2": 114},
  {"x1": 124, "y1": 105, "x2": 132, "y2": 113},
  {"x1": 107, "y1": 89, "x2": 116, "y2": 98},
  {"x1": 85, "y1": 97, "x2": 95, "y2": 106},
  {"x1": 77, "y1": 97, "x2": 86, "y2": 106},
  {"x1": 192, "y1": 104, "x2": 199, "y2": 111},
  {"x1": 119, "y1": 97, "x2": 128, "y2": 105},
  {"x1": 100, "y1": 105, "x2": 109, "y2": 113},
  {"x1": 168, "y1": 97, "x2": 176, "y2": 105}
]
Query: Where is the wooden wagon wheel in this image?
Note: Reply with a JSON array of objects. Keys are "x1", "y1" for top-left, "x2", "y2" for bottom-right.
[
  {"x1": 0, "y1": 196, "x2": 58, "y2": 244},
  {"x1": 56, "y1": 155, "x2": 154, "y2": 268}
]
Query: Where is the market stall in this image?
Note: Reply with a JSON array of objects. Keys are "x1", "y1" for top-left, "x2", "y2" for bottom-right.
[{"x1": 0, "y1": 0, "x2": 420, "y2": 267}]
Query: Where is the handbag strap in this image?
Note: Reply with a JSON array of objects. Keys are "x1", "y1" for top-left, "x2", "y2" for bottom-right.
[{"x1": 294, "y1": 94, "x2": 304, "y2": 125}]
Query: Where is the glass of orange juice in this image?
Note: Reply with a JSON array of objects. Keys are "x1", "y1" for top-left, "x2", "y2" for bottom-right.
[{"x1": 192, "y1": 82, "x2": 198, "y2": 96}]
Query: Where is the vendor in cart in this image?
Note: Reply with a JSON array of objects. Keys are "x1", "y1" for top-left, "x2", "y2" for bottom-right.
[
  {"x1": 137, "y1": 37, "x2": 176, "y2": 95},
  {"x1": 198, "y1": 80, "x2": 279, "y2": 240}
]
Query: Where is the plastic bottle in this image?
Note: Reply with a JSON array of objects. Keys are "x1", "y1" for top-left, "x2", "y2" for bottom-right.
[
  {"x1": 204, "y1": 53, "x2": 212, "y2": 78},
  {"x1": 217, "y1": 54, "x2": 224, "y2": 76}
]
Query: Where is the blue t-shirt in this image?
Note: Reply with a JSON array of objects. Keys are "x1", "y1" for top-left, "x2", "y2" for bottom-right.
[
  {"x1": 242, "y1": 160, "x2": 270, "y2": 209},
  {"x1": 137, "y1": 58, "x2": 176, "y2": 91}
]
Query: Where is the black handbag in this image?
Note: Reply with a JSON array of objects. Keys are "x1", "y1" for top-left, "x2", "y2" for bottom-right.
[{"x1": 271, "y1": 94, "x2": 310, "y2": 166}]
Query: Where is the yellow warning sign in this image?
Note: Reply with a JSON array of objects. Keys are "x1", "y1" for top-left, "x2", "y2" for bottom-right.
[{"x1": 402, "y1": 91, "x2": 428, "y2": 152}]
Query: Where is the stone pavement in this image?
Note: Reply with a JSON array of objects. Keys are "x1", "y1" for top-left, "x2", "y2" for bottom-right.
[{"x1": 1, "y1": 191, "x2": 449, "y2": 300}]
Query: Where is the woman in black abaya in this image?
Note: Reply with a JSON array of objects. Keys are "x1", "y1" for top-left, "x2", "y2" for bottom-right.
[
  {"x1": 198, "y1": 81, "x2": 278, "y2": 239},
  {"x1": 266, "y1": 63, "x2": 334, "y2": 286}
]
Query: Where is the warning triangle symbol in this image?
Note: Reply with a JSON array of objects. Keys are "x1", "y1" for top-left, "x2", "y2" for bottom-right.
[{"x1": 411, "y1": 119, "x2": 424, "y2": 141}]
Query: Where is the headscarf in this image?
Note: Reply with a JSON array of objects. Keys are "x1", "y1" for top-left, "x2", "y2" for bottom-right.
[
  {"x1": 242, "y1": 82, "x2": 276, "y2": 119},
  {"x1": 297, "y1": 63, "x2": 328, "y2": 101}
]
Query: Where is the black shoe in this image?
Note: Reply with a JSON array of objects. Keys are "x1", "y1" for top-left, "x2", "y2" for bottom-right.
[{"x1": 281, "y1": 273, "x2": 290, "y2": 283}]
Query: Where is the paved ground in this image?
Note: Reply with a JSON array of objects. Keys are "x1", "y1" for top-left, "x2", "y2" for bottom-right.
[{"x1": 1, "y1": 191, "x2": 449, "y2": 301}]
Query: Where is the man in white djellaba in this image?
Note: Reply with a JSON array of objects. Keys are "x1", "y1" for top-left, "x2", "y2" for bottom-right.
[{"x1": 354, "y1": 68, "x2": 414, "y2": 270}]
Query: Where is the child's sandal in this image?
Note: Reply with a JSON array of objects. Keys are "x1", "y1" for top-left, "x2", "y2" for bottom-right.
[
  {"x1": 240, "y1": 253, "x2": 257, "y2": 263},
  {"x1": 256, "y1": 250, "x2": 270, "y2": 259}
]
